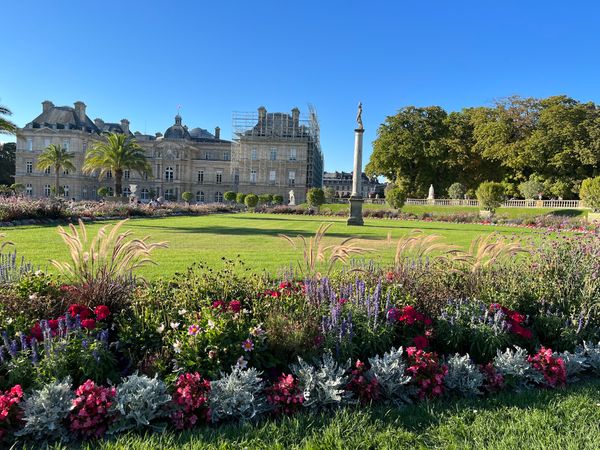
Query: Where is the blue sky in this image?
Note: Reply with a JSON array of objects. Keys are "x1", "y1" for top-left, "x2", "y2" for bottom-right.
[{"x1": 1, "y1": 0, "x2": 599, "y2": 171}]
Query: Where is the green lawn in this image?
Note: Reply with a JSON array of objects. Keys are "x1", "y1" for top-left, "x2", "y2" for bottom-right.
[
  {"x1": 319, "y1": 202, "x2": 588, "y2": 218},
  {"x1": 4, "y1": 213, "x2": 542, "y2": 279},
  {"x1": 39, "y1": 379, "x2": 600, "y2": 449}
]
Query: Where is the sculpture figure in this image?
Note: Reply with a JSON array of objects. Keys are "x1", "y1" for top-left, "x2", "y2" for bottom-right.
[
  {"x1": 289, "y1": 189, "x2": 295, "y2": 206},
  {"x1": 356, "y1": 102, "x2": 363, "y2": 130}
]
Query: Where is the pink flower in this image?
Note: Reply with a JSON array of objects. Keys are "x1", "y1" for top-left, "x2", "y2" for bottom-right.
[
  {"x1": 188, "y1": 324, "x2": 200, "y2": 335},
  {"x1": 413, "y1": 335, "x2": 429, "y2": 350},
  {"x1": 242, "y1": 339, "x2": 254, "y2": 352},
  {"x1": 94, "y1": 305, "x2": 110, "y2": 321},
  {"x1": 229, "y1": 300, "x2": 242, "y2": 313}
]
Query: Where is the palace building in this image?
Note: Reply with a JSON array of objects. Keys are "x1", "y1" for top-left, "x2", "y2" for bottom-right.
[{"x1": 15, "y1": 101, "x2": 323, "y2": 203}]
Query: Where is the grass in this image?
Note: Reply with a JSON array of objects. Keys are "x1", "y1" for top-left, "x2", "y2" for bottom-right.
[
  {"x1": 38, "y1": 379, "x2": 600, "y2": 449},
  {"x1": 3, "y1": 213, "x2": 543, "y2": 279},
  {"x1": 319, "y1": 202, "x2": 588, "y2": 218}
]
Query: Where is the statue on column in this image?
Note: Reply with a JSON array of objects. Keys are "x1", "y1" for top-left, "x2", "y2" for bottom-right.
[{"x1": 356, "y1": 102, "x2": 363, "y2": 130}]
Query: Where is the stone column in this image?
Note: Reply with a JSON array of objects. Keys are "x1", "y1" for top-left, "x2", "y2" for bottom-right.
[{"x1": 347, "y1": 127, "x2": 365, "y2": 226}]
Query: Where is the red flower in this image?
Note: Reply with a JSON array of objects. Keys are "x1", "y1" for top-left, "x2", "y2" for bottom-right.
[
  {"x1": 68, "y1": 304, "x2": 92, "y2": 320},
  {"x1": 511, "y1": 323, "x2": 533, "y2": 340},
  {"x1": 94, "y1": 305, "x2": 110, "y2": 321},
  {"x1": 211, "y1": 300, "x2": 226, "y2": 311},
  {"x1": 229, "y1": 300, "x2": 242, "y2": 313},
  {"x1": 81, "y1": 319, "x2": 96, "y2": 330},
  {"x1": 413, "y1": 335, "x2": 429, "y2": 350},
  {"x1": 30, "y1": 323, "x2": 43, "y2": 340}
]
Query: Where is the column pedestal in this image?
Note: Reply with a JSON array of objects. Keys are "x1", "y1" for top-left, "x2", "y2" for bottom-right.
[
  {"x1": 347, "y1": 127, "x2": 365, "y2": 226},
  {"x1": 347, "y1": 196, "x2": 364, "y2": 226}
]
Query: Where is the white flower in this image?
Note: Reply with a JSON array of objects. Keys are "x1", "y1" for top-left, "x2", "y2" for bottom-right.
[
  {"x1": 235, "y1": 356, "x2": 248, "y2": 369},
  {"x1": 178, "y1": 309, "x2": 187, "y2": 315},
  {"x1": 5, "y1": 318, "x2": 13, "y2": 325},
  {"x1": 173, "y1": 340, "x2": 182, "y2": 354},
  {"x1": 250, "y1": 325, "x2": 265, "y2": 336},
  {"x1": 207, "y1": 319, "x2": 215, "y2": 329},
  {"x1": 156, "y1": 324, "x2": 165, "y2": 333},
  {"x1": 34, "y1": 270, "x2": 43, "y2": 276},
  {"x1": 29, "y1": 293, "x2": 38, "y2": 301},
  {"x1": 170, "y1": 322, "x2": 180, "y2": 330}
]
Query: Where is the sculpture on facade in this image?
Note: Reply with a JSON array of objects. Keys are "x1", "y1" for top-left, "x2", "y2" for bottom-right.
[
  {"x1": 289, "y1": 189, "x2": 295, "y2": 206},
  {"x1": 356, "y1": 102, "x2": 363, "y2": 130}
]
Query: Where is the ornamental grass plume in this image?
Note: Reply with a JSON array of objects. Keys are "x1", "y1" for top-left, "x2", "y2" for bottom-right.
[{"x1": 450, "y1": 232, "x2": 530, "y2": 272}]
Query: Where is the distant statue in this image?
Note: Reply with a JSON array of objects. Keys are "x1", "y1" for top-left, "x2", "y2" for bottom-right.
[
  {"x1": 356, "y1": 102, "x2": 363, "y2": 130},
  {"x1": 288, "y1": 189, "x2": 295, "y2": 206},
  {"x1": 427, "y1": 184, "x2": 435, "y2": 200}
]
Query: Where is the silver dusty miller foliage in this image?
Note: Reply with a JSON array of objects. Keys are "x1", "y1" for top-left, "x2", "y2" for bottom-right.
[
  {"x1": 367, "y1": 346, "x2": 414, "y2": 404},
  {"x1": 493, "y1": 346, "x2": 543, "y2": 390},
  {"x1": 444, "y1": 353, "x2": 484, "y2": 397}
]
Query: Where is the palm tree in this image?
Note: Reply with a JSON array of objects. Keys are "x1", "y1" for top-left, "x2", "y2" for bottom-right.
[
  {"x1": 0, "y1": 105, "x2": 17, "y2": 135},
  {"x1": 36, "y1": 144, "x2": 76, "y2": 197},
  {"x1": 83, "y1": 133, "x2": 151, "y2": 197}
]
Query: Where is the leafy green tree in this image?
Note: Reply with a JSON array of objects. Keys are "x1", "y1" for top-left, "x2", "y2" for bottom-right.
[
  {"x1": 258, "y1": 193, "x2": 273, "y2": 205},
  {"x1": 580, "y1": 177, "x2": 600, "y2": 212},
  {"x1": 0, "y1": 142, "x2": 15, "y2": 185},
  {"x1": 83, "y1": 133, "x2": 151, "y2": 197},
  {"x1": 518, "y1": 179, "x2": 545, "y2": 199},
  {"x1": 447, "y1": 182, "x2": 466, "y2": 199},
  {"x1": 385, "y1": 183, "x2": 407, "y2": 209},
  {"x1": 10, "y1": 183, "x2": 24, "y2": 196},
  {"x1": 0, "y1": 105, "x2": 16, "y2": 135},
  {"x1": 273, "y1": 194, "x2": 284, "y2": 205},
  {"x1": 324, "y1": 186, "x2": 336, "y2": 203},
  {"x1": 244, "y1": 193, "x2": 258, "y2": 208},
  {"x1": 236, "y1": 192, "x2": 246, "y2": 204},
  {"x1": 36, "y1": 144, "x2": 76, "y2": 197},
  {"x1": 476, "y1": 182, "x2": 505, "y2": 212},
  {"x1": 224, "y1": 191, "x2": 236, "y2": 203},
  {"x1": 97, "y1": 186, "x2": 109, "y2": 198},
  {"x1": 182, "y1": 191, "x2": 193, "y2": 204},
  {"x1": 307, "y1": 188, "x2": 325, "y2": 210}
]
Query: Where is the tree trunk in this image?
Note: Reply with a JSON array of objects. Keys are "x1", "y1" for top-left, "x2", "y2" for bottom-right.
[
  {"x1": 115, "y1": 169, "x2": 123, "y2": 196},
  {"x1": 55, "y1": 166, "x2": 60, "y2": 197}
]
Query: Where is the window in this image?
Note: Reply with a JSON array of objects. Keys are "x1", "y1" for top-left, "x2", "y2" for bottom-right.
[
  {"x1": 216, "y1": 171, "x2": 222, "y2": 184},
  {"x1": 107, "y1": 187, "x2": 114, "y2": 196},
  {"x1": 82, "y1": 187, "x2": 88, "y2": 199},
  {"x1": 44, "y1": 185, "x2": 51, "y2": 197},
  {"x1": 250, "y1": 169, "x2": 257, "y2": 184},
  {"x1": 106, "y1": 170, "x2": 112, "y2": 179},
  {"x1": 123, "y1": 187, "x2": 131, "y2": 197},
  {"x1": 156, "y1": 164, "x2": 161, "y2": 179},
  {"x1": 82, "y1": 141, "x2": 88, "y2": 151},
  {"x1": 270, "y1": 148, "x2": 277, "y2": 160},
  {"x1": 43, "y1": 138, "x2": 51, "y2": 148},
  {"x1": 269, "y1": 170, "x2": 276, "y2": 184},
  {"x1": 223, "y1": 152, "x2": 230, "y2": 161},
  {"x1": 142, "y1": 172, "x2": 148, "y2": 180},
  {"x1": 141, "y1": 189, "x2": 149, "y2": 200},
  {"x1": 196, "y1": 191, "x2": 205, "y2": 202},
  {"x1": 205, "y1": 152, "x2": 211, "y2": 160},
  {"x1": 63, "y1": 168, "x2": 69, "y2": 175},
  {"x1": 288, "y1": 170, "x2": 296, "y2": 186},
  {"x1": 215, "y1": 191, "x2": 223, "y2": 203},
  {"x1": 251, "y1": 148, "x2": 257, "y2": 160},
  {"x1": 26, "y1": 138, "x2": 33, "y2": 151},
  {"x1": 164, "y1": 188, "x2": 174, "y2": 200},
  {"x1": 44, "y1": 167, "x2": 51, "y2": 175},
  {"x1": 26, "y1": 161, "x2": 33, "y2": 174},
  {"x1": 63, "y1": 185, "x2": 69, "y2": 198},
  {"x1": 62, "y1": 139, "x2": 70, "y2": 150},
  {"x1": 198, "y1": 170, "x2": 204, "y2": 184},
  {"x1": 26, "y1": 184, "x2": 32, "y2": 197},
  {"x1": 124, "y1": 170, "x2": 130, "y2": 179},
  {"x1": 165, "y1": 166, "x2": 173, "y2": 182},
  {"x1": 289, "y1": 148, "x2": 297, "y2": 161}
]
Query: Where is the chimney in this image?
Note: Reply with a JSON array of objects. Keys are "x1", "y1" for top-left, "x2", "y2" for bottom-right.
[
  {"x1": 214, "y1": 126, "x2": 220, "y2": 140},
  {"x1": 258, "y1": 106, "x2": 267, "y2": 123},
  {"x1": 291, "y1": 107, "x2": 300, "y2": 127},
  {"x1": 94, "y1": 118, "x2": 105, "y2": 129},
  {"x1": 74, "y1": 101, "x2": 86, "y2": 122},
  {"x1": 42, "y1": 100, "x2": 54, "y2": 112},
  {"x1": 120, "y1": 119, "x2": 130, "y2": 134}
]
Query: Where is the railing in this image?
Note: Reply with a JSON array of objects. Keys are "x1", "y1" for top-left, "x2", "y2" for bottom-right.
[{"x1": 403, "y1": 198, "x2": 584, "y2": 209}]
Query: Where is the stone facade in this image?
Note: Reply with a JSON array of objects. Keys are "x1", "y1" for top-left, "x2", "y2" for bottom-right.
[
  {"x1": 15, "y1": 101, "x2": 323, "y2": 203},
  {"x1": 323, "y1": 171, "x2": 384, "y2": 199}
]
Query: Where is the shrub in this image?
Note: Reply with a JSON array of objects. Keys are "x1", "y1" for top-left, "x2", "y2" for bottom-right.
[
  {"x1": 447, "y1": 182, "x2": 466, "y2": 200},
  {"x1": 69, "y1": 380, "x2": 117, "y2": 439},
  {"x1": 170, "y1": 372, "x2": 211, "y2": 429},
  {"x1": 235, "y1": 192, "x2": 246, "y2": 204},
  {"x1": 291, "y1": 351, "x2": 351, "y2": 410},
  {"x1": 224, "y1": 191, "x2": 236, "y2": 203},
  {"x1": 444, "y1": 353, "x2": 484, "y2": 397},
  {"x1": 307, "y1": 188, "x2": 325, "y2": 210},
  {"x1": 209, "y1": 366, "x2": 268, "y2": 423},
  {"x1": 17, "y1": 378, "x2": 74, "y2": 441},
  {"x1": 258, "y1": 193, "x2": 273, "y2": 205},
  {"x1": 493, "y1": 346, "x2": 543, "y2": 390},
  {"x1": 272, "y1": 194, "x2": 284, "y2": 205},
  {"x1": 385, "y1": 184, "x2": 407, "y2": 210},
  {"x1": 244, "y1": 194, "x2": 258, "y2": 208},
  {"x1": 518, "y1": 179, "x2": 545, "y2": 199},
  {"x1": 476, "y1": 181, "x2": 505, "y2": 212},
  {"x1": 580, "y1": 176, "x2": 600, "y2": 212},
  {"x1": 324, "y1": 186, "x2": 336, "y2": 202},
  {"x1": 367, "y1": 346, "x2": 413, "y2": 405},
  {"x1": 110, "y1": 374, "x2": 171, "y2": 433},
  {"x1": 181, "y1": 191, "x2": 193, "y2": 204},
  {"x1": 582, "y1": 341, "x2": 600, "y2": 374},
  {"x1": 97, "y1": 187, "x2": 109, "y2": 198}
]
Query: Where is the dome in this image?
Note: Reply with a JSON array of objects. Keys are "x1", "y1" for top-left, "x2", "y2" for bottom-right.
[
  {"x1": 164, "y1": 114, "x2": 191, "y2": 140},
  {"x1": 189, "y1": 127, "x2": 215, "y2": 140}
]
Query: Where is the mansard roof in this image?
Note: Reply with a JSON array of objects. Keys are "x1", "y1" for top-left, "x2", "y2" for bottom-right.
[{"x1": 26, "y1": 106, "x2": 99, "y2": 132}]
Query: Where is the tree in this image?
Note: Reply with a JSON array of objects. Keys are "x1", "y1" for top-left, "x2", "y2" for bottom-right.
[
  {"x1": 324, "y1": 186, "x2": 336, "y2": 203},
  {"x1": 307, "y1": 188, "x2": 325, "y2": 210},
  {"x1": 447, "y1": 182, "x2": 466, "y2": 199},
  {"x1": 236, "y1": 192, "x2": 246, "y2": 204},
  {"x1": 273, "y1": 194, "x2": 284, "y2": 205},
  {"x1": 518, "y1": 179, "x2": 544, "y2": 199},
  {"x1": 476, "y1": 182, "x2": 505, "y2": 212},
  {"x1": 0, "y1": 105, "x2": 16, "y2": 135},
  {"x1": 36, "y1": 144, "x2": 76, "y2": 197},
  {"x1": 580, "y1": 177, "x2": 600, "y2": 212},
  {"x1": 385, "y1": 183, "x2": 407, "y2": 209},
  {"x1": 244, "y1": 193, "x2": 258, "y2": 208},
  {"x1": 97, "y1": 186, "x2": 109, "y2": 198},
  {"x1": 182, "y1": 191, "x2": 193, "y2": 205},
  {"x1": 10, "y1": 183, "x2": 24, "y2": 196},
  {"x1": 0, "y1": 142, "x2": 16, "y2": 185},
  {"x1": 83, "y1": 133, "x2": 151, "y2": 197},
  {"x1": 224, "y1": 191, "x2": 236, "y2": 203},
  {"x1": 258, "y1": 193, "x2": 273, "y2": 205}
]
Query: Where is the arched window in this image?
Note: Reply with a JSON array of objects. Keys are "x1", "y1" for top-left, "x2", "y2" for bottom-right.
[
  {"x1": 141, "y1": 189, "x2": 149, "y2": 200},
  {"x1": 165, "y1": 166, "x2": 173, "y2": 182},
  {"x1": 196, "y1": 191, "x2": 205, "y2": 203},
  {"x1": 106, "y1": 170, "x2": 112, "y2": 179},
  {"x1": 44, "y1": 185, "x2": 51, "y2": 197},
  {"x1": 215, "y1": 191, "x2": 223, "y2": 203}
]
